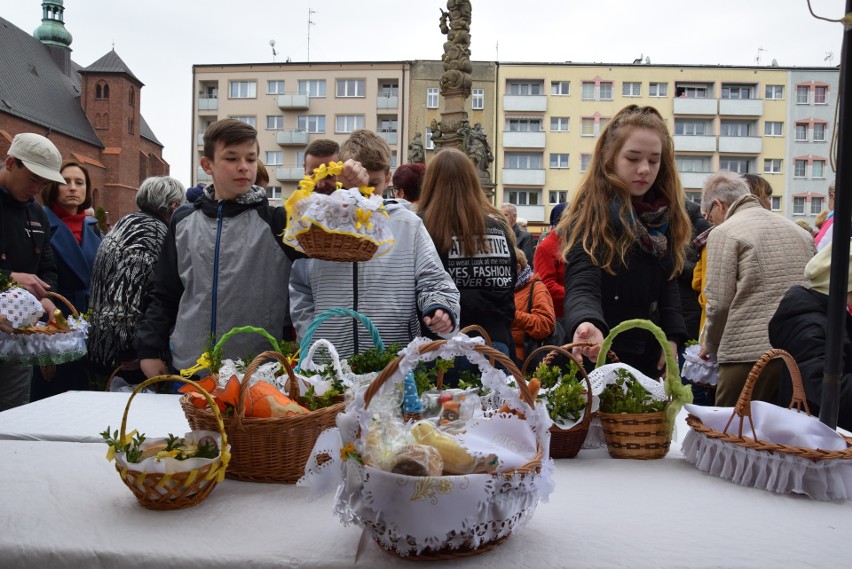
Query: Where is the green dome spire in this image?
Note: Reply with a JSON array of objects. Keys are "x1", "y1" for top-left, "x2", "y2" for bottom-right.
[{"x1": 33, "y1": 0, "x2": 73, "y2": 49}]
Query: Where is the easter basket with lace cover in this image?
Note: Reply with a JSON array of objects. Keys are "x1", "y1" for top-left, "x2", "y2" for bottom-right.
[
  {"x1": 682, "y1": 349, "x2": 852, "y2": 501},
  {"x1": 300, "y1": 334, "x2": 554, "y2": 559},
  {"x1": 282, "y1": 161, "x2": 394, "y2": 262}
]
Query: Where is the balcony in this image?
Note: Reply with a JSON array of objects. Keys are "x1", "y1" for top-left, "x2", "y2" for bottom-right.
[
  {"x1": 719, "y1": 99, "x2": 764, "y2": 116},
  {"x1": 276, "y1": 130, "x2": 310, "y2": 146},
  {"x1": 503, "y1": 95, "x2": 547, "y2": 112},
  {"x1": 277, "y1": 94, "x2": 310, "y2": 110},
  {"x1": 673, "y1": 98, "x2": 717, "y2": 115},
  {"x1": 196, "y1": 167, "x2": 212, "y2": 183},
  {"x1": 516, "y1": 205, "x2": 546, "y2": 223},
  {"x1": 673, "y1": 135, "x2": 716, "y2": 152},
  {"x1": 275, "y1": 166, "x2": 306, "y2": 182},
  {"x1": 678, "y1": 171, "x2": 712, "y2": 189},
  {"x1": 377, "y1": 96, "x2": 398, "y2": 109},
  {"x1": 718, "y1": 136, "x2": 762, "y2": 154},
  {"x1": 196, "y1": 132, "x2": 204, "y2": 146},
  {"x1": 503, "y1": 131, "x2": 546, "y2": 148},
  {"x1": 198, "y1": 97, "x2": 218, "y2": 112},
  {"x1": 502, "y1": 168, "x2": 546, "y2": 185},
  {"x1": 378, "y1": 131, "x2": 398, "y2": 146}
]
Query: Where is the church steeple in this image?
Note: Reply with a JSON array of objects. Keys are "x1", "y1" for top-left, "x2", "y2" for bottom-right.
[{"x1": 33, "y1": 0, "x2": 73, "y2": 74}]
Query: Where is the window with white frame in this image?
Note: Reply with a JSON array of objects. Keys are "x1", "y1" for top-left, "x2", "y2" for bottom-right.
[
  {"x1": 507, "y1": 81, "x2": 543, "y2": 95},
  {"x1": 622, "y1": 82, "x2": 641, "y2": 97},
  {"x1": 551, "y1": 81, "x2": 570, "y2": 95},
  {"x1": 813, "y1": 123, "x2": 827, "y2": 141},
  {"x1": 426, "y1": 87, "x2": 439, "y2": 108},
  {"x1": 505, "y1": 152, "x2": 544, "y2": 169},
  {"x1": 265, "y1": 151, "x2": 283, "y2": 165},
  {"x1": 380, "y1": 82, "x2": 398, "y2": 97},
  {"x1": 765, "y1": 85, "x2": 784, "y2": 99},
  {"x1": 674, "y1": 120, "x2": 708, "y2": 136},
  {"x1": 335, "y1": 114, "x2": 365, "y2": 133},
  {"x1": 796, "y1": 85, "x2": 809, "y2": 104},
  {"x1": 297, "y1": 114, "x2": 325, "y2": 133},
  {"x1": 379, "y1": 117, "x2": 397, "y2": 133},
  {"x1": 267, "y1": 80, "x2": 285, "y2": 95},
  {"x1": 649, "y1": 82, "x2": 668, "y2": 97},
  {"x1": 720, "y1": 120, "x2": 754, "y2": 137},
  {"x1": 764, "y1": 121, "x2": 783, "y2": 136},
  {"x1": 230, "y1": 115, "x2": 256, "y2": 128},
  {"x1": 721, "y1": 85, "x2": 754, "y2": 99},
  {"x1": 266, "y1": 186, "x2": 283, "y2": 199},
  {"x1": 812, "y1": 160, "x2": 826, "y2": 178},
  {"x1": 506, "y1": 118, "x2": 543, "y2": 132},
  {"x1": 472, "y1": 88, "x2": 484, "y2": 109},
  {"x1": 686, "y1": 191, "x2": 702, "y2": 205},
  {"x1": 599, "y1": 82, "x2": 613, "y2": 100},
  {"x1": 719, "y1": 157, "x2": 752, "y2": 174},
  {"x1": 550, "y1": 117, "x2": 569, "y2": 131},
  {"x1": 811, "y1": 196, "x2": 824, "y2": 214},
  {"x1": 229, "y1": 81, "x2": 256, "y2": 99},
  {"x1": 549, "y1": 153, "x2": 569, "y2": 168},
  {"x1": 391, "y1": 151, "x2": 398, "y2": 169},
  {"x1": 295, "y1": 151, "x2": 305, "y2": 166},
  {"x1": 795, "y1": 123, "x2": 808, "y2": 141},
  {"x1": 580, "y1": 153, "x2": 591, "y2": 172},
  {"x1": 506, "y1": 189, "x2": 541, "y2": 206},
  {"x1": 336, "y1": 79, "x2": 365, "y2": 97},
  {"x1": 266, "y1": 115, "x2": 284, "y2": 130},
  {"x1": 298, "y1": 79, "x2": 326, "y2": 97},
  {"x1": 794, "y1": 159, "x2": 807, "y2": 177},
  {"x1": 581, "y1": 82, "x2": 595, "y2": 100},
  {"x1": 814, "y1": 86, "x2": 827, "y2": 104},
  {"x1": 425, "y1": 128, "x2": 435, "y2": 150},
  {"x1": 676, "y1": 156, "x2": 711, "y2": 173},
  {"x1": 676, "y1": 84, "x2": 710, "y2": 98},
  {"x1": 771, "y1": 196, "x2": 781, "y2": 211},
  {"x1": 763, "y1": 159, "x2": 782, "y2": 174},
  {"x1": 581, "y1": 117, "x2": 595, "y2": 136},
  {"x1": 550, "y1": 190, "x2": 568, "y2": 204},
  {"x1": 793, "y1": 196, "x2": 806, "y2": 215}
]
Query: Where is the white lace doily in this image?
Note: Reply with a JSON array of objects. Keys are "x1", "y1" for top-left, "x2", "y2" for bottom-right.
[
  {"x1": 587, "y1": 362, "x2": 669, "y2": 401},
  {"x1": 0, "y1": 287, "x2": 44, "y2": 328},
  {"x1": 0, "y1": 315, "x2": 89, "y2": 365}
]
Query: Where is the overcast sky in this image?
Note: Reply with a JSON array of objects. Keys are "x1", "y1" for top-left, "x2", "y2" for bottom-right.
[{"x1": 2, "y1": 0, "x2": 846, "y2": 183}]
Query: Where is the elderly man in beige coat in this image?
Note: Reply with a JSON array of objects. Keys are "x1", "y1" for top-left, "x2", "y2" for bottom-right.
[{"x1": 699, "y1": 171, "x2": 815, "y2": 406}]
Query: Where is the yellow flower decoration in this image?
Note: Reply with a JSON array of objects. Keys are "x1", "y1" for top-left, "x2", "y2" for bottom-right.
[
  {"x1": 354, "y1": 208, "x2": 373, "y2": 230},
  {"x1": 105, "y1": 429, "x2": 138, "y2": 461},
  {"x1": 358, "y1": 186, "x2": 375, "y2": 197},
  {"x1": 180, "y1": 353, "x2": 213, "y2": 378},
  {"x1": 340, "y1": 442, "x2": 361, "y2": 462}
]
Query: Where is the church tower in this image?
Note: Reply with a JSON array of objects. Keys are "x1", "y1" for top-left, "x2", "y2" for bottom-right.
[{"x1": 33, "y1": 0, "x2": 73, "y2": 75}]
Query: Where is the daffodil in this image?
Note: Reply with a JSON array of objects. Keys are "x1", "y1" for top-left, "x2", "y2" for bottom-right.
[
  {"x1": 358, "y1": 186, "x2": 375, "y2": 197},
  {"x1": 180, "y1": 353, "x2": 213, "y2": 378},
  {"x1": 354, "y1": 208, "x2": 373, "y2": 230}
]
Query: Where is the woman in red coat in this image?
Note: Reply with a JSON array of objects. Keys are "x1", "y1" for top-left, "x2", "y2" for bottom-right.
[{"x1": 512, "y1": 248, "x2": 556, "y2": 364}]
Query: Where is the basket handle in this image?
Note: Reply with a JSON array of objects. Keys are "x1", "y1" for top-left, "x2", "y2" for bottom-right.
[
  {"x1": 213, "y1": 325, "x2": 281, "y2": 355},
  {"x1": 432, "y1": 324, "x2": 496, "y2": 390},
  {"x1": 232, "y1": 350, "x2": 300, "y2": 426},
  {"x1": 299, "y1": 339, "x2": 346, "y2": 379},
  {"x1": 536, "y1": 341, "x2": 618, "y2": 368},
  {"x1": 722, "y1": 348, "x2": 810, "y2": 439},
  {"x1": 363, "y1": 339, "x2": 536, "y2": 411},
  {"x1": 45, "y1": 291, "x2": 78, "y2": 316},
  {"x1": 118, "y1": 375, "x2": 229, "y2": 461},
  {"x1": 521, "y1": 344, "x2": 594, "y2": 429},
  {"x1": 296, "y1": 308, "x2": 384, "y2": 372}
]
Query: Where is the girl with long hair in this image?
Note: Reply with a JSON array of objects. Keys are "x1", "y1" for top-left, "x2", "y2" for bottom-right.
[{"x1": 558, "y1": 105, "x2": 690, "y2": 377}]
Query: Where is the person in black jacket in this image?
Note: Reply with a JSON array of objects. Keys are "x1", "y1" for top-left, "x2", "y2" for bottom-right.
[
  {"x1": 769, "y1": 241, "x2": 852, "y2": 430},
  {"x1": 557, "y1": 105, "x2": 691, "y2": 378}
]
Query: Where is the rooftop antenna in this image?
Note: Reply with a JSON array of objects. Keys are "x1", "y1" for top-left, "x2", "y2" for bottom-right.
[
  {"x1": 825, "y1": 51, "x2": 835, "y2": 66},
  {"x1": 756, "y1": 47, "x2": 766, "y2": 66},
  {"x1": 269, "y1": 39, "x2": 277, "y2": 62},
  {"x1": 307, "y1": 6, "x2": 317, "y2": 62}
]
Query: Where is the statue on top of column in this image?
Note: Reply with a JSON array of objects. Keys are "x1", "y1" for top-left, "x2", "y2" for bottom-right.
[{"x1": 438, "y1": 0, "x2": 473, "y2": 97}]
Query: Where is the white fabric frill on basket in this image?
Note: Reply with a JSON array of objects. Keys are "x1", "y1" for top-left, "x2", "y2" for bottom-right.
[
  {"x1": 282, "y1": 187, "x2": 395, "y2": 258},
  {"x1": 682, "y1": 402, "x2": 852, "y2": 500},
  {"x1": 298, "y1": 334, "x2": 555, "y2": 557},
  {"x1": 681, "y1": 344, "x2": 719, "y2": 386},
  {"x1": 0, "y1": 316, "x2": 89, "y2": 366}
]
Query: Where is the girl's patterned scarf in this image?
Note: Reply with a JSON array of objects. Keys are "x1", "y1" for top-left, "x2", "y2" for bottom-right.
[
  {"x1": 515, "y1": 264, "x2": 534, "y2": 290},
  {"x1": 629, "y1": 188, "x2": 670, "y2": 259}
]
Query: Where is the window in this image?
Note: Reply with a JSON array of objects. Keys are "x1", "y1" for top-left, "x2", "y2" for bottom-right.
[
  {"x1": 676, "y1": 156, "x2": 711, "y2": 173},
  {"x1": 794, "y1": 159, "x2": 807, "y2": 177},
  {"x1": 505, "y1": 152, "x2": 544, "y2": 169},
  {"x1": 599, "y1": 82, "x2": 613, "y2": 100},
  {"x1": 506, "y1": 189, "x2": 541, "y2": 206},
  {"x1": 771, "y1": 196, "x2": 781, "y2": 211},
  {"x1": 551, "y1": 81, "x2": 570, "y2": 95},
  {"x1": 812, "y1": 160, "x2": 826, "y2": 178},
  {"x1": 622, "y1": 82, "x2": 641, "y2": 97},
  {"x1": 674, "y1": 120, "x2": 707, "y2": 136},
  {"x1": 686, "y1": 191, "x2": 702, "y2": 204},
  {"x1": 297, "y1": 114, "x2": 325, "y2": 133},
  {"x1": 335, "y1": 114, "x2": 365, "y2": 133},
  {"x1": 127, "y1": 117, "x2": 133, "y2": 134},
  {"x1": 765, "y1": 85, "x2": 784, "y2": 99},
  {"x1": 581, "y1": 82, "x2": 595, "y2": 100},
  {"x1": 649, "y1": 82, "x2": 668, "y2": 97},
  {"x1": 549, "y1": 153, "x2": 569, "y2": 168},
  {"x1": 230, "y1": 115, "x2": 256, "y2": 128},
  {"x1": 298, "y1": 79, "x2": 326, "y2": 98},
  {"x1": 764, "y1": 122, "x2": 783, "y2": 136},
  {"x1": 380, "y1": 82, "x2": 399, "y2": 97},
  {"x1": 796, "y1": 85, "x2": 810, "y2": 104},
  {"x1": 128, "y1": 87, "x2": 135, "y2": 106},
  {"x1": 425, "y1": 128, "x2": 435, "y2": 150},
  {"x1": 813, "y1": 123, "x2": 827, "y2": 141},
  {"x1": 719, "y1": 157, "x2": 752, "y2": 174},
  {"x1": 95, "y1": 81, "x2": 109, "y2": 100},
  {"x1": 795, "y1": 123, "x2": 808, "y2": 142},
  {"x1": 267, "y1": 80, "x2": 285, "y2": 95},
  {"x1": 721, "y1": 85, "x2": 754, "y2": 99},
  {"x1": 507, "y1": 81, "x2": 543, "y2": 95},
  {"x1": 580, "y1": 154, "x2": 591, "y2": 172},
  {"x1": 336, "y1": 79, "x2": 365, "y2": 97},
  {"x1": 814, "y1": 86, "x2": 827, "y2": 104},
  {"x1": 266, "y1": 115, "x2": 284, "y2": 130},
  {"x1": 426, "y1": 87, "x2": 439, "y2": 108},
  {"x1": 379, "y1": 118, "x2": 398, "y2": 133},
  {"x1": 720, "y1": 120, "x2": 754, "y2": 137},
  {"x1": 506, "y1": 118, "x2": 543, "y2": 132},
  {"x1": 472, "y1": 88, "x2": 484, "y2": 109},
  {"x1": 676, "y1": 85, "x2": 709, "y2": 98},
  {"x1": 550, "y1": 117, "x2": 569, "y2": 131},
  {"x1": 793, "y1": 196, "x2": 806, "y2": 215},
  {"x1": 266, "y1": 186, "x2": 283, "y2": 199},
  {"x1": 265, "y1": 151, "x2": 283, "y2": 165},
  {"x1": 229, "y1": 81, "x2": 256, "y2": 99},
  {"x1": 811, "y1": 197, "x2": 824, "y2": 214},
  {"x1": 580, "y1": 117, "x2": 595, "y2": 136},
  {"x1": 763, "y1": 159, "x2": 782, "y2": 174},
  {"x1": 549, "y1": 190, "x2": 568, "y2": 204}
]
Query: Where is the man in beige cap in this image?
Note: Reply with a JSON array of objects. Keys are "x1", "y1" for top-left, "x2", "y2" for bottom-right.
[{"x1": 0, "y1": 133, "x2": 62, "y2": 410}]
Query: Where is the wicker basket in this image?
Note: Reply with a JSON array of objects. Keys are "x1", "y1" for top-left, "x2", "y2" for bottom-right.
[
  {"x1": 296, "y1": 225, "x2": 378, "y2": 262},
  {"x1": 355, "y1": 339, "x2": 545, "y2": 559},
  {"x1": 2, "y1": 291, "x2": 88, "y2": 366},
  {"x1": 112, "y1": 375, "x2": 229, "y2": 510}
]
